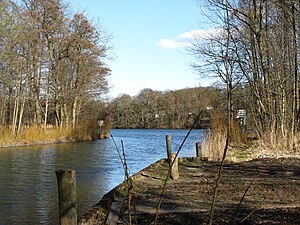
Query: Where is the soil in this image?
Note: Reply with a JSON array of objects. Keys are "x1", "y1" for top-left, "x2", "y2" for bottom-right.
[{"x1": 79, "y1": 157, "x2": 300, "y2": 225}]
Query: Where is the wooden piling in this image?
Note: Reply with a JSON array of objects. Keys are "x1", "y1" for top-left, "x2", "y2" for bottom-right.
[
  {"x1": 55, "y1": 170, "x2": 77, "y2": 225},
  {"x1": 196, "y1": 142, "x2": 201, "y2": 158},
  {"x1": 170, "y1": 153, "x2": 179, "y2": 180},
  {"x1": 165, "y1": 135, "x2": 172, "y2": 165}
]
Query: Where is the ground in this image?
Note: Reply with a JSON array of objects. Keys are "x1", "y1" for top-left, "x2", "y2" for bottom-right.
[{"x1": 79, "y1": 157, "x2": 300, "y2": 225}]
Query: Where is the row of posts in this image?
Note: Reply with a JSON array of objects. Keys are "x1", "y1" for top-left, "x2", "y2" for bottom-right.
[
  {"x1": 55, "y1": 135, "x2": 208, "y2": 224},
  {"x1": 166, "y1": 134, "x2": 208, "y2": 181}
]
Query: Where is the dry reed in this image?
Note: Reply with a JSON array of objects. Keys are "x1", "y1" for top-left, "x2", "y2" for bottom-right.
[
  {"x1": 207, "y1": 112, "x2": 247, "y2": 161},
  {"x1": 249, "y1": 130, "x2": 300, "y2": 158},
  {"x1": 0, "y1": 122, "x2": 99, "y2": 147}
]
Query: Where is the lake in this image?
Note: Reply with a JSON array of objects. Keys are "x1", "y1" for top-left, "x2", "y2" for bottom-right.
[{"x1": 0, "y1": 129, "x2": 206, "y2": 225}]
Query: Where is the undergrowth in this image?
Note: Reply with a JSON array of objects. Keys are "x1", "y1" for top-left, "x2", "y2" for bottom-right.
[
  {"x1": 206, "y1": 112, "x2": 247, "y2": 161},
  {"x1": 206, "y1": 112, "x2": 300, "y2": 161}
]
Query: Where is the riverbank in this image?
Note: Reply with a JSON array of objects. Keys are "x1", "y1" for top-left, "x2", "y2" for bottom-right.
[
  {"x1": 0, "y1": 137, "x2": 97, "y2": 149},
  {"x1": 79, "y1": 156, "x2": 300, "y2": 225},
  {"x1": 0, "y1": 126, "x2": 99, "y2": 148}
]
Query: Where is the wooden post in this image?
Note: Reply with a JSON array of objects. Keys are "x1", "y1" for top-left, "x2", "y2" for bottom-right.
[
  {"x1": 170, "y1": 153, "x2": 179, "y2": 180},
  {"x1": 196, "y1": 142, "x2": 201, "y2": 158},
  {"x1": 165, "y1": 135, "x2": 172, "y2": 165},
  {"x1": 196, "y1": 142, "x2": 208, "y2": 161},
  {"x1": 55, "y1": 170, "x2": 77, "y2": 225}
]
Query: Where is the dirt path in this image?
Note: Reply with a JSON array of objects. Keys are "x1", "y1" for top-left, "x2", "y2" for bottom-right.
[{"x1": 79, "y1": 157, "x2": 300, "y2": 225}]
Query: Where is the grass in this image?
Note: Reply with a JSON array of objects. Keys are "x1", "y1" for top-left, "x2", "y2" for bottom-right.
[
  {"x1": 0, "y1": 123, "x2": 99, "y2": 148},
  {"x1": 205, "y1": 129, "x2": 300, "y2": 162},
  {"x1": 205, "y1": 132, "x2": 226, "y2": 161}
]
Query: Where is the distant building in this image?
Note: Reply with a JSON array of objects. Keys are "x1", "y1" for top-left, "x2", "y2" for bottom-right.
[{"x1": 236, "y1": 109, "x2": 246, "y2": 128}]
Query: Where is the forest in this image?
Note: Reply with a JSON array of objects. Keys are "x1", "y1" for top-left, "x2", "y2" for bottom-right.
[
  {"x1": 187, "y1": 0, "x2": 300, "y2": 151},
  {"x1": 0, "y1": 0, "x2": 110, "y2": 144},
  {"x1": 108, "y1": 87, "x2": 224, "y2": 129},
  {"x1": 110, "y1": 0, "x2": 300, "y2": 150},
  {"x1": 1, "y1": 0, "x2": 300, "y2": 151}
]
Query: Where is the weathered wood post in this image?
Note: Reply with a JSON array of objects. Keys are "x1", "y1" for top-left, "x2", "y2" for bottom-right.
[
  {"x1": 196, "y1": 142, "x2": 201, "y2": 158},
  {"x1": 170, "y1": 153, "x2": 179, "y2": 180},
  {"x1": 55, "y1": 170, "x2": 77, "y2": 225},
  {"x1": 165, "y1": 135, "x2": 172, "y2": 165},
  {"x1": 196, "y1": 142, "x2": 208, "y2": 161},
  {"x1": 165, "y1": 135, "x2": 179, "y2": 180}
]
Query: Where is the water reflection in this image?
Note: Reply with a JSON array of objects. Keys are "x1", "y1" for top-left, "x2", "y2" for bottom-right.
[{"x1": 0, "y1": 129, "x2": 205, "y2": 225}]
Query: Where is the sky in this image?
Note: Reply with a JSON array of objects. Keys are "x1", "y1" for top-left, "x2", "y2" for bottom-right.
[{"x1": 69, "y1": 0, "x2": 215, "y2": 98}]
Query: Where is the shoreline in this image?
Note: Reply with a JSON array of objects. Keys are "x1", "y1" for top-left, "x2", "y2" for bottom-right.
[
  {"x1": 78, "y1": 158, "x2": 167, "y2": 225},
  {"x1": 0, "y1": 137, "x2": 97, "y2": 149},
  {"x1": 0, "y1": 128, "x2": 204, "y2": 149},
  {"x1": 78, "y1": 156, "x2": 300, "y2": 225},
  {"x1": 0, "y1": 124, "x2": 106, "y2": 149}
]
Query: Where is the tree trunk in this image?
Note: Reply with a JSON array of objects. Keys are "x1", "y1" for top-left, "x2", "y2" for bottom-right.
[
  {"x1": 291, "y1": 3, "x2": 298, "y2": 149},
  {"x1": 12, "y1": 96, "x2": 19, "y2": 135},
  {"x1": 63, "y1": 102, "x2": 69, "y2": 129},
  {"x1": 16, "y1": 97, "x2": 25, "y2": 138},
  {"x1": 72, "y1": 96, "x2": 78, "y2": 129}
]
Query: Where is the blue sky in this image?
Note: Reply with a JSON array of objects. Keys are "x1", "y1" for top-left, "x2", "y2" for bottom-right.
[{"x1": 70, "y1": 0, "x2": 214, "y2": 98}]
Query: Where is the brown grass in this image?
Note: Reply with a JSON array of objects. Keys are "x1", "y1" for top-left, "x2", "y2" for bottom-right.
[
  {"x1": 205, "y1": 132, "x2": 226, "y2": 161},
  {"x1": 0, "y1": 126, "x2": 15, "y2": 146},
  {"x1": 249, "y1": 130, "x2": 300, "y2": 158},
  {"x1": 206, "y1": 112, "x2": 247, "y2": 161},
  {"x1": 0, "y1": 122, "x2": 99, "y2": 148}
]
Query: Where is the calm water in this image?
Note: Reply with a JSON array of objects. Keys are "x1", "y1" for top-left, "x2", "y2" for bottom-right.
[{"x1": 0, "y1": 129, "x2": 205, "y2": 225}]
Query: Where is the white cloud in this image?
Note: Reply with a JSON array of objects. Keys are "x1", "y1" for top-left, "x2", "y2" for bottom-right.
[
  {"x1": 158, "y1": 38, "x2": 188, "y2": 49},
  {"x1": 158, "y1": 28, "x2": 222, "y2": 50},
  {"x1": 177, "y1": 28, "x2": 222, "y2": 40}
]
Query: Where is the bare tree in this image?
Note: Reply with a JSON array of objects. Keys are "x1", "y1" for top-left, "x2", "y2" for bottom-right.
[
  {"x1": 192, "y1": 0, "x2": 300, "y2": 148},
  {"x1": 0, "y1": 0, "x2": 111, "y2": 135}
]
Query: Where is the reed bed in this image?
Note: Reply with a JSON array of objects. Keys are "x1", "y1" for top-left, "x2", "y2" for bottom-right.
[{"x1": 0, "y1": 122, "x2": 99, "y2": 148}]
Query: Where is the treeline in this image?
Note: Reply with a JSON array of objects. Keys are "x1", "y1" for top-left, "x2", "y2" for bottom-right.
[
  {"x1": 190, "y1": 0, "x2": 300, "y2": 146},
  {"x1": 0, "y1": 0, "x2": 110, "y2": 136},
  {"x1": 109, "y1": 87, "x2": 223, "y2": 129}
]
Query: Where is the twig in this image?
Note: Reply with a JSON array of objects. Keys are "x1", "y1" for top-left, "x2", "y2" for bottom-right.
[
  {"x1": 208, "y1": 134, "x2": 229, "y2": 225},
  {"x1": 109, "y1": 132, "x2": 133, "y2": 225},
  {"x1": 238, "y1": 189, "x2": 272, "y2": 224},
  {"x1": 121, "y1": 140, "x2": 129, "y2": 180},
  {"x1": 154, "y1": 112, "x2": 201, "y2": 225},
  {"x1": 231, "y1": 178, "x2": 255, "y2": 223},
  {"x1": 109, "y1": 131, "x2": 125, "y2": 169},
  {"x1": 239, "y1": 208, "x2": 257, "y2": 224},
  {"x1": 208, "y1": 1, "x2": 232, "y2": 223},
  {"x1": 121, "y1": 140, "x2": 132, "y2": 225}
]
